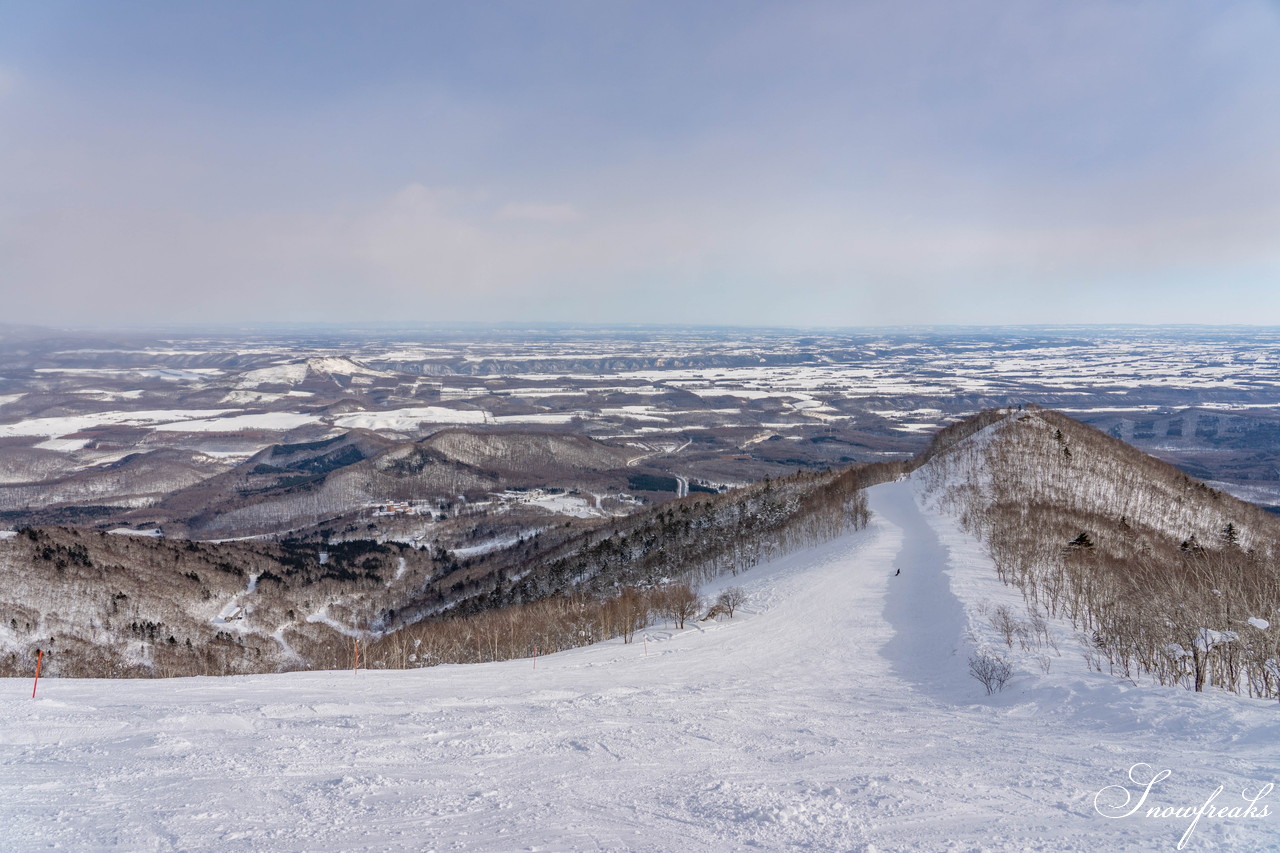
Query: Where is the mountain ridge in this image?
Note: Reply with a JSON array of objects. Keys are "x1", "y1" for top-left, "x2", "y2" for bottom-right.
[{"x1": 2, "y1": 406, "x2": 1276, "y2": 695}]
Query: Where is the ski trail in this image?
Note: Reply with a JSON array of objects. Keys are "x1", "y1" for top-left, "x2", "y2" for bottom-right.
[
  {"x1": 875, "y1": 479, "x2": 973, "y2": 698},
  {"x1": 5, "y1": 481, "x2": 1280, "y2": 851}
]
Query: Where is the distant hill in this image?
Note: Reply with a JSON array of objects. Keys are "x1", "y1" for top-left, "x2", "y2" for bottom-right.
[
  {"x1": 421, "y1": 429, "x2": 634, "y2": 474},
  {"x1": 0, "y1": 427, "x2": 650, "y2": 538},
  {"x1": 236, "y1": 356, "x2": 396, "y2": 389},
  {"x1": 138, "y1": 429, "x2": 643, "y2": 538}
]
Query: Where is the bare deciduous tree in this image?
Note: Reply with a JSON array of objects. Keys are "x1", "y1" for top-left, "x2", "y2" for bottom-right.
[
  {"x1": 969, "y1": 651, "x2": 1013, "y2": 695},
  {"x1": 662, "y1": 583, "x2": 702, "y2": 630},
  {"x1": 716, "y1": 587, "x2": 747, "y2": 618}
]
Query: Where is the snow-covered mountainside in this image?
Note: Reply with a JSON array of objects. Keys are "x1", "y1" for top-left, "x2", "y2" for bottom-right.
[
  {"x1": 4, "y1": 478, "x2": 1276, "y2": 851},
  {"x1": 918, "y1": 408, "x2": 1280, "y2": 698},
  {"x1": 5, "y1": 407, "x2": 1279, "y2": 691},
  {"x1": 0, "y1": 458, "x2": 873, "y2": 678}
]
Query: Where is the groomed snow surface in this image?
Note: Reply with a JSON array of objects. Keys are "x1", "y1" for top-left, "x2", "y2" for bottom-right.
[{"x1": 4, "y1": 480, "x2": 1278, "y2": 851}]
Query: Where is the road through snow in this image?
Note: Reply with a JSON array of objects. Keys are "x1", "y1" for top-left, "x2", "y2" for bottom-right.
[{"x1": 3, "y1": 479, "x2": 1278, "y2": 851}]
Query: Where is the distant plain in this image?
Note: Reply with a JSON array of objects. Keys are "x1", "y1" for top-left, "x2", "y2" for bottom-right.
[{"x1": 3, "y1": 324, "x2": 1280, "y2": 542}]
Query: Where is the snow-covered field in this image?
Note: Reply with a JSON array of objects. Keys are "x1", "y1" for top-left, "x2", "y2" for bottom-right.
[{"x1": 3, "y1": 481, "x2": 1277, "y2": 851}]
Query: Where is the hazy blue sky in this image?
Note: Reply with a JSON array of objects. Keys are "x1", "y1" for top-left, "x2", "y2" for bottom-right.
[{"x1": 2, "y1": 1, "x2": 1278, "y2": 327}]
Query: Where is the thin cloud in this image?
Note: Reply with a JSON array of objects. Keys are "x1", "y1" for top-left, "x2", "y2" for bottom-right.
[
  {"x1": 2, "y1": 2, "x2": 1279, "y2": 327},
  {"x1": 496, "y1": 202, "x2": 580, "y2": 224}
]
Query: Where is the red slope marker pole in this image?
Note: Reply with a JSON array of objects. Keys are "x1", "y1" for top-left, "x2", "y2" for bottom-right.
[{"x1": 32, "y1": 650, "x2": 43, "y2": 699}]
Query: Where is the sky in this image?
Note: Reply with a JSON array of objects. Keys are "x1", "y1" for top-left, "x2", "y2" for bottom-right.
[{"x1": 1, "y1": 0, "x2": 1279, "y2": 329}]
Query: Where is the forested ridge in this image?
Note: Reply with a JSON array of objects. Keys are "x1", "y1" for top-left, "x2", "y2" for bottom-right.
[
  {"x1": 921, "y1": 407, "x2": 1280, "y2": 698},
  {"x1": 0, "y1": 458, "x2": 897, "y2": 677}
]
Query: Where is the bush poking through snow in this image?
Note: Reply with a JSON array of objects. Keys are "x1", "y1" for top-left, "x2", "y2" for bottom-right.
[
  {"x1": 988, "y1": 604, "x2": 1029, "y2": 649},
  {"x1": 716, "y1": 586, "x2": 747, "y2": 618},
  {"x1": 969, "y1": 650, "x2": 1013, "y2": 695}
]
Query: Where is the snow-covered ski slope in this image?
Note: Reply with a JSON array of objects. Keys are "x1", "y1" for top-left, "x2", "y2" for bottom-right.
[{"x1": 4, "y1": 480, "x2": 1278, "y2": 852}]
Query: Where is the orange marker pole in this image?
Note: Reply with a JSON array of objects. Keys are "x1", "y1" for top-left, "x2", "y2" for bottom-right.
[
  {"x1": 353, "y1": 638, "x2": 360, "y2": 674},
  {"x1": 31, "y1": 650, "x2": 43, "y2": 699}
]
